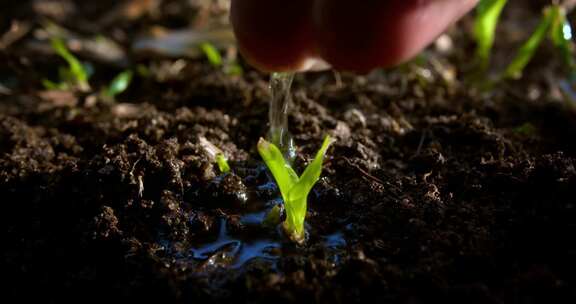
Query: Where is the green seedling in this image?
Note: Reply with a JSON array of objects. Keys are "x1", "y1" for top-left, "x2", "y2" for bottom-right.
[
  {"x1": 258, "y1": 135, "x2": 334, "y2": 243},
  {"x1": 199, "y1": 42, "x2": 244, "y2": 76},
  {"x1": 100, "y1": 70, "x2": 134, "y2": 102},
  {"x1": 473, "y1": 2, "x2": 575, "y2": 82},
  {"x1": 504, "y1": 5, "x2": 575, "y2": 79},
  {"x1": 199, "y1": 136, "x2": 232, "y2": 174},
  {"x1": 43, "y1": 37, "x2": 91, "y2": 92},
  {"x1": 224, "y1": 62, "x2": 244, "y2": 76},
  {"x1": 474, "y1": 0, "x2": 508, "y2": 70},
  {"x1": 216, "y1": 153, "x2": 231, "y2": 174},
  {"x1": 548, "y1": 5, "x2": 575, "y2": 71},
  {"x1": 263, "y1": 204, "x2": 283, "y2": 228},
  {"x1": 44, "y1": 34, "x2": 134, "y2": 101},
  {"x1": 200, "y1": 42, "x2": 223, "y2": 67},
  {"x1": 503, "y1": 7, "x2": 555, "y2": 80},
  {"x1": 474, "y1": 0, "x2": 576, "y2": 80}
]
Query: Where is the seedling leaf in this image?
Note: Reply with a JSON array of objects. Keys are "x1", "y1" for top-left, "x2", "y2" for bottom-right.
[
  {"x1": 549, "y1": 5, "x2": 575, "y2": 70},
  {"x1": 474, "y1": 0, "x2": 508, "y2": 69},
  {"x1": 263, "y1": 204, "x2": 283, "y2": 227},
  {"x1": 225, "y1": 62, "x2": 244, "y2": 76},
  {"x1": 257, "y1": 138, "x2": 298, "y2": 201},
  {"x1": 503, "y1": 7, "x2": 553, "y2": 80},
  {"x1": 198, "y1": 136, "x2": 233, "y2": 174},
  {"x1": 105, "y1": 70, "x2": 133, "y2": 98},
  {"x1": 216, "y1": 153, "x2": 231, "y2": 174},
  {"x1": 50, "y1": 37, "x2": 90, "y2": 91},
  {"x1": 200, "y1": 42, "x2": 223, "y2": 67},
  {"x1": 288, "y1": 136, "x2": 334, "y2": 202},
  {"x1": 42, "y1": 79, "x2": 66, "y2": 90}
]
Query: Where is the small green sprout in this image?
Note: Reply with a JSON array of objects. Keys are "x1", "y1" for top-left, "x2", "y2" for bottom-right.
[
  {"x1": 104, "y1": 70, "x2": 133, "y2": 98},
  {"x1": 474, "y1": 0, "x2": 508, "y2": 69},
  {"x1": 258, "y1": 135, "x2": 334, "y2": 243},
  {"x1": 473, "y1": 2, "x2": 575, "y2": 84},
  {"x1": 215, "y1": 153, "x2": 231, "y2": 174},
  {"x1": 44, "y1": 37, "x2": 91, "y2": 92},
  {"x1": 503, "y1": 7, "x2": 554, "y2": 80},
  {"x1": 43, "y1": 33, "x2": 135, "y2": 100},
  {"x1": 199, "y1": 136, "x2": 232, "y2": 174},
  {"x1": 200, "y1": 42, "x2": 223, "y2": 67},
  {"x1": 224, "y1": 62, "x2": 244, "y2": 76},
  {"x1": 504, "y1": 5, "x2": 575, "y2": 79},
  {"x1": 548, "y1": 5, "x2": 575, "y2": 70},
  {"x1": 263, "y1": 204, "x2": 283, "y2": 228},
  {"x1": 199, "y1": 42, "x2": 244, "y2": 76}
]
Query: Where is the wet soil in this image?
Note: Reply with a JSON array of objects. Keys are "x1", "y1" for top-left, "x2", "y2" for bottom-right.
[{"x1": 1, "y1": 1, "x2": 576, "y2": 303}]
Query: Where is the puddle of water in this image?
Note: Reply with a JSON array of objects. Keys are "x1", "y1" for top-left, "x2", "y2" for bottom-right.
[
  {"x1": 231, "y1": 240, "x2": 280, "y2": 268},
  {"x1": 184, "y1": 215, "x2": 351, "y2": 270},
  {"x1": 190, "y1": 220, "x2": 239, "y2": 259},
  {"x1": 162, "y1": 217, "x2": 350, "y2": 272},
  {"x1": 239, "y1": 210, "x2": 268, "y2": 226},
  {"x1": 190, "y1": 218, "x2": 281, "y2": 269},
  {"x1": 160, "y1": 163, "x2": 350, "y2": 272}
]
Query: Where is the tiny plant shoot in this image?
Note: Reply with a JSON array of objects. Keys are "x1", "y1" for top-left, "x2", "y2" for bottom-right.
[
  {"x1": 549, "y1": 5, "x2": 575, "y2": 71},
  {"x1": 215, "y1": 153, "x2": 231, "y2": 174},
  {"x1": 474, "y1": 0, "x2": 508, "y2": 70},
  {"x1": 200, "y1": 42, "x2": 244, "y2": 76},
  {"x1": 44, "y1": 35, "x2": 135, "y2": 101},
  {"x1": 258, "y1": 135, "x2": 334, "y2": 243},
  {"x1": 43, "y1": 37, "x2": 91, "y2": 92},
  {"x1": 198, "y1": 136, "x2": 232, "y2": 174},
  {"x1": 504, "y1": 5, "x2": 574, "y2": 79},
  {"x1": 200, "y1": 42, "x2": 223, "y2": 67},
  {"x1": 474, "y1": 1, "x2": 575, "y2": 82},
  {"x1": 102, "y1": 70, "x2": 134, "y2": 101},
  {"x1": 503, "y1": 6, "x2": 553, "y2": 79}
]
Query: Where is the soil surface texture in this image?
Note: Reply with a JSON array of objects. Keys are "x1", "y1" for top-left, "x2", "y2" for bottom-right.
[{"x1": 1, "y1": 1, "x2": 576, "y2": 303}]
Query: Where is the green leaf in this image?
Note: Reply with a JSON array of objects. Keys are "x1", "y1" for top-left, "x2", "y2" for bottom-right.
[
  {"x1": 474, "y1": 0, "x2": 508, "y2": 69},
  {"x1": 263, "y1": 204, "x2": 282, "y2": 228},
  {"x1": 215, "y1": 153, "x2": 231, "y2": 174},
  {"x1": 285, "y1": 136, "x2": 334, "y2": 241},
  {"x1": 548, "y1": 5, "x2": 575, "y2": 70},
  {"x1": 257, "y1": 138, "x2": 298, "y2": 203},
  {"x1": 50, "y1": 37, "x2": 90, "y2": 90},
  {"x1": 225, "y1": 62, "x2": 244, "y2": 76},
  {"x1": 200, "y1": 42, "x2": 223, "y2": 67},
  {"x1": 42, "y1": 79, "x2": 66, "y2": 90},
  {"x1": 503, "y1": 7, "x2": 553, "y2": 80},
  {"x1": 288, "y1": 136, "x2": 334, "y2": 202},
  {"x1": 105, "y1": 70, "x2": 133, "y2": 98}
]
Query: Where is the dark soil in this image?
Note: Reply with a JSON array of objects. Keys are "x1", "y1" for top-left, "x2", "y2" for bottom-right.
[{"x1": 2, "y1": 1, "x2": 576, "y2": 303}]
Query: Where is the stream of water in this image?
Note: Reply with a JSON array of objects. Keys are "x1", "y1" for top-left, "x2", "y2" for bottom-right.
[{"x1": 268, "y1": 72, "x2": 296, "y2": 161}]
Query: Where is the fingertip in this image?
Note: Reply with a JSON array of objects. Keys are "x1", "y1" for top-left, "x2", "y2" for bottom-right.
[
  {"x1": 230, "y1": 0, "x2": 317, "y2": 72},
  {"x1": 316, "y1": 0, "x2": 479, "y2": 72}
]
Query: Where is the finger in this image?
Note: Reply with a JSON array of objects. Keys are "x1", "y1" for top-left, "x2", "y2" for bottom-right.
[
  {"x1": 315, "y1": 0, "x2": 479, "y2": 72},
  {"x1": 230, "y1": 0, "x2": 317, "y2": 72}
]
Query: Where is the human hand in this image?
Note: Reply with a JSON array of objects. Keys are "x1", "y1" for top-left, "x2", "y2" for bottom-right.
[{"x1": 231, "y1": 0, "x2": 478, "y2": 72}]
